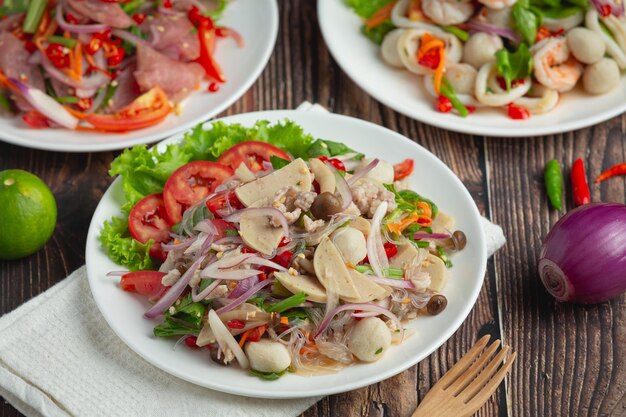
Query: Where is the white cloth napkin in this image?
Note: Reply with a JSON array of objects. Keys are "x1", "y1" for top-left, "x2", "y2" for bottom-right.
[{"x1": 0, "y1": 103, "x2": 506, "y2": 417}]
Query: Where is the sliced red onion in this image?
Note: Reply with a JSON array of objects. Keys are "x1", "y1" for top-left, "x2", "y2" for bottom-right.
[
  {"x1": 202, "y1": 268, "x2": 262, "y2": 280},
  {"x1": 213, "y1": 253, "x2": 256, "y2": 269},
  {"x1": 75, "y1": 87, "x2": 98, "y2": 99},
  {"x1": 41, "y1": 49, "x2": 109, "y2": 90},
  {"x1": 112, "y1": 28, "x2": 152, "y2": 48},
  {"x1": 216, "y1": 278, "x2": 272, "y2": 314},
  {"x1": 348, "y1": 158, "x2": 379, "y2": 186},
  {"x1": 194, "y1": 219, "x2": 218, "y2": 235},
  {"x1": 366, "y1": 275, "x2": 415, "y2": 289},
  {"x1": 326, "y1": 162, "x2": 352, "y2": 210},
  {"x1": 184, "y1": 232, "x2": 216, "y2": 255},
  {"x1": 56, "y1": 3, "x2": 110, "y2": 33},
  {"x1": 413, "y1": 232, "x2": 450, "y2": 240},
  {"x1": 27, "y1": 52, "x2": 41, "y2": 65},
  {"x1": 333, "y1": 152, "x2": 360, "y2": 162},
  {"x1": 261, "y1": 160, "x2": 273, "y2": 171},
  {"x1": 315, "y1": 303, "x2": 404, "y2": 341},
  {"x1": 158, "y1": 5, "x2": 184, "y2": 15},
  {"x1": 590, "y1": 0, "x2": 624, "y2": 16},
  {"x1": 161, "y1": 235, "x2": 197, "y2": 251},
  {"x1": 9, "y1": 78, "x2": 79, "y2": 129},
  {"x1": 145, "y1": 255, "x2": 205, "y2": 319},
  {"x1": 213, "y1": 236, "x2": 244, "y2": 246},
  {"x1": 224, "y1": 208, "x2": 290, "y2": 239},
  {"x1": 467, "y1": 19, "x2": 521, "y2": 43},
  {"x1": 227, "y1": 276, "x2": 259, "y2": 299},
  {"x1": 355, "y1": 297, "x2": 392, "y2": 317},
  {"x1": 192, "y1": 279, "x2": 222, "y2": 302},
  {"x1": 367, "y1": 201, "x2": 389, "y2": 278},
  {"x1": 208, "y1": 309, "x2": 249, "y2": 368},
  {"x1": 246, "y1": 256, "x2": 288, "y2": 272}
]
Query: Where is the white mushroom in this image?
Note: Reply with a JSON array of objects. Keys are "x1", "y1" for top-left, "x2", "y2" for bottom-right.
[
  {"x1": 381, "y1": 28, "x2": 406, "y2": 68},
  {"x1": 244, "y1": 340, "x2": 292, "y2": 373},
  {"x1": 423, "y1": 254, "x2": 448, "y2": 292},
  {"x1": 462, "y1": 32, "x2": 503, "y2": 69},
  {"x1": 309, "y1": 157, "x2": 335, "y2": 194},
  {"x1": 235, "y1": 158, "x2": 312, "y2": 207},
  {"x1": 234, "y1": 162, "x2": 256, "y2": 182},
  {"x1": 331, "y1": 227, "x2": 367, "y2": 265},
  {"x1": 274, "y1": 272, "x2": 327, "y2": 303},
  {"x1": 566, "y1": 27, "x2": 605, "y2": 64},
  {"x1": 583, "y1": 58, "x2": 621, "y2": 94},
  {"x1": 313, "y1": 236, "x2": 359, "y2": 299},
  {"x1": 358, "y1": 157, "x2": 395, "y2": 185},
  {"x1": 239, "y1": 211, "x2": 284, "y2": 255},
  {"x1": 347, "y1": 317, "x2": 392, "y2": 362}
]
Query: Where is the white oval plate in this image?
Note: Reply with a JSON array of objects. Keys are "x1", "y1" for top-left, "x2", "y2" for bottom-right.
[
  {"x1": 318, "y1": 0, "x2": 626, "y2": 137},
  {"x1": 0, "y1": 0, "x2": 278, "y2": 152},
  {"x1": 85, "y1": 110, "x2": 487, "y2": 399}
]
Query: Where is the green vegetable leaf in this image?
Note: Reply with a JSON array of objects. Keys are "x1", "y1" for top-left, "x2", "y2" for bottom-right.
[
  {"x1": 363, "y1": 20, "x2": 395, "y2": 45},
  {"x1": 495, "y1": 43, "x2": 533, "y2": 91},
  {"x1": 153, "y1": 323, "x2": 200, "y2": 338},
  {"x1": 442, "y1": 26, "x2": 470, "y2": 42},
  {"x1": 249, "y1": 369, "x2": 287, "y2": 381},
  {"x1": 270, "y1": 155, "x2": 291, "y2": 170},
  {"x1": 0, "y1": 0, "x2": 29, "y2": 16},
  {"x1": 121, "y1": 0, "x2": 145, "y2": 15},
  {"x1": 307, "y1": 139, "x2": 363, "y2": 159},
  {"x1": 100, "y1": 216, "x2": 153, "y2": 271},
  {"x1": 224, "y1": 228, "x2": 239, "y2": 237},
  {"x1": 165, "y1": 294, "x2": 205, "y2": 328},
  {"x1": 0, "y1": 90, "x2": 14, "y2": 113},
  {"x1": 206, "y1": 0, "x2": 227, "y2": 20},
  {"x1": 385, "y1": 184, "x2": 439, "y2": 219},
  {"x1": 347, "y1": 0, "x2": 394, "y2": 18},
  {"x1": 436, "y1": 246, "x2": 453, "y2": 268},
  {"x1": 354, "y1": 265, "x2": 404, "y2": 278},
  {"x1": 512, "y1": 0, "x2": 539, "y2": 44},
  {"x1": 267, "y1": 292, "x2": 307, "y2": 313},
  {"x1": 375, "y1": 347, "x2": 383, "y2": 355}
]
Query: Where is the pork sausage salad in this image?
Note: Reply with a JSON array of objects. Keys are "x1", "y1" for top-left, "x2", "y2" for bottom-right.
[
  {"x1": 349, "y1": 0, "x2": 624, "y2": 120},
  {"x1": 100, "y1": 120, "x2": 467, "y2": 379},
  {"x1": 0, "y1": 0, "x2": 241, "y2": 131}
]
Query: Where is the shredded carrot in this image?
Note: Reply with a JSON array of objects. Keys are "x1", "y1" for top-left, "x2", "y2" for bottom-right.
[
  {"x1": 238, "y1": 328, "x2": 252, "y2": 348},
  {"x1": 84, "y1": 54, "x2": 112, "y2": 78},
  {"x1": 75, "y1": 42, "x2": 83, "y2": 80},
  {"x1": 64, "y1": 106, "x2": 88, "y2": 119},
  {"x1": 387, "y1": 211, "x2": 432, "y2": 234},
  {"x1": 417, "y1": 201, "x2": 431, "y2": 218},
  {"x1": 280, "y1": 316, "x2": 289, "y2": 325},
  {"x1": 416, "y1": 33, "x2": 446, "y2": 94},
  {"x1": 35, "y1": 11, "x2": 50, "y2": 38},
  {"x1": 365, "y1": 1, "x2": 397, "y2": 31}
]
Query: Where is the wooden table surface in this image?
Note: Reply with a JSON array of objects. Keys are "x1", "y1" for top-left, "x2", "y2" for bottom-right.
[{"x1": 2, "y1": 1, "x2": 625, "y2": 416}]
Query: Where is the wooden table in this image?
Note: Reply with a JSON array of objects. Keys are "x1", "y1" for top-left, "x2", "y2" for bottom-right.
[{"x1": 2, "y1": 1, "x2": 625, "y2": 416}]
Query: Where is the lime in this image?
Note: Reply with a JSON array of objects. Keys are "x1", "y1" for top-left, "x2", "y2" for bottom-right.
[{"x1": 0, "y1": 169, "x2": 57, "y2": 260}]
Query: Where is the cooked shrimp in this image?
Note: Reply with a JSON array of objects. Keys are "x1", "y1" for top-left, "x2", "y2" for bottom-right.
[
  {"x1": 477, "y1": 0, "x2": 518, "y2": 10},
  {"x1": 532, "y1": 37, "x2": 582, "y2": 93},
  {"x1": 421, "y1": 0, "x2": 474, "y2": 26}
]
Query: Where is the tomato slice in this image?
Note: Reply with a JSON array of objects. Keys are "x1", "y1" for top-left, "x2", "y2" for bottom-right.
[
  {"x1": 128, "y1": 193, "x2": 171, "y2": 259},
  {"x1": 120, "y1": 271, "x2": 167, "y2": 300},
  {"x1": 163, "y1": 161, "x2": 234, "y2": 224},
  {"x1": 217, "y1": 141, "x2": 291, "y2": 172},
  {"x1": 206, "y1": 191, "x2": 244, "y2": 217},
  {"x1": 393, "y1": 159, "x2": 415, "y2": 181},
  {"x1": 212, "y1": 218, "x2": 237, "y2": 238}
]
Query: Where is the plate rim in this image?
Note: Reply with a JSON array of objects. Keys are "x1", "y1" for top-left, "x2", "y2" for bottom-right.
[
  {"x1": 0, "y1": 0, "x2": 279, "y2": 153},
  {"x1": 85, "y1": 109, "x2": 488, "y2": 398},
  {"x1": 317, "y1": 0, "x2": 626, "y2": 137}
]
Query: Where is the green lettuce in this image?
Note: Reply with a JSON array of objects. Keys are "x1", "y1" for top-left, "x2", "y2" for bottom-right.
[
  {"x1": 347, "y1": 0, "x2": 394, "y2": 18},
  {"x1": 100, "y1": 216, "x2": 153, "y2": 271}
]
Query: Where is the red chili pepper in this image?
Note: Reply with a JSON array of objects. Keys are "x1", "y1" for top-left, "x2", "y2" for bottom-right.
[
  {"x1": 595, "y1": 162, "x2": 626, "y2": 183},
  {"x1": 383, "y1": 242, "x2": 398, "y2": 259},
  {"x1": 417, "y1": 48, "x2": 440, "y2": 70},
  {"x1": 436, "y1": 96, "x2": 452, "y2": 113},
  {"x1": 571, "y1": 158, "x2": 591, "y2": 206},
  {"x1": 246, "y1": 324, "x2": 268, "y2": 342},
  {"x1": 24, "y1": 41, "x2": 37, "y2": 53},
  {"x1": 274, "y1": 251, "x2": 293, "y2": 269},
  {"x1": 208, "y1": 82, "x2": 220, "y2": 93},
  {"x1": 317, "y1": 156, "x2": 346, "y2": 172},
  {"x1": 22, "y1": 111, "x2": 49, "y2": 128},
  {"x1": 600, "y1": 4, "x2": 612, "y2": 17},
  {"x1": 132, "y1": 13, "x2": 146, "y2": 24},
  {"x1": 227, "y1": 319, "x2": 245, "y2": 329},
  {"x1": 45, "y1": 44, "x2": 70, "y2": 68},
  {"x1": 85, "y1": 37, "x2": 102, "y2": 55},
  {"x1": 184, "y1": 336, "x2": 199, "y2": 349},
  {"x1": 76, "y1": 97, "x2": 93, "y2": 111},
  {"x1": 162, "y1": 0, "x2": 173, "y2": 8},
  {"x1": 66, "y1": 13, "x2": 80, "y2": 24},
  {"x1": 466, "y1": 105, "x2": 476, "y2": 114},
  {"x1": 507, "y1": 103, "x2": 530, "y2": 120},
  {"x1": 188, "y1": 6, "x2": 213, "y2": 28},
  {"x1": 278, "y1": 237, "x2": 291, "y2": 247},
  {"x1": 107, "y1": 47, "x2": 125, "y2": 67}
]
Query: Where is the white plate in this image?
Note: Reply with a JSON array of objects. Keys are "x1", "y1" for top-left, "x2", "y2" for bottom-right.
[
  {"x1": 0, "y1": 0, "x2": 278, "y2": 152},
  {"x1": 318, "y1": 0, "x2": 626, "y2": 137},
  {"x1": 85, "y1": 110, "x2": 487, "y2": 399}
]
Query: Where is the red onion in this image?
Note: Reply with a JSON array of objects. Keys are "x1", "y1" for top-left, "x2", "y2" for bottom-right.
[
  {"x1": 158, "y1": 5, "x2": 184, "y2": 15},
  {"x1": 224, "y1": 208, "x2": 290, "y2": 238},
  {"x1": 192, "y1": 278, "x2": 222, "y2": 302},
  {"x1": 216, "y1": 278, "x2": 272, "y2": 314},
  {"x1": 467, "y1": 19, "x2": 521, "y2": 43},
  {"x1": 214, "y1": 253, "x2": 256, "y2": 269},
  {"x1": 326, "y1": 162, "x2": 352, "y2": 210},
  {"x1": 538, "y1": 203, "x2": 626, "y2": 304},
  {"x1": 9, "y1": 78, "x2": 79, "y2": 129},
  {"x1": 413, "y1": 232, "x2": 450, "y2": 240},
  {"x1": 40, "y1": 50, "x2": 109, "y2": 90},
  {"x1": 194, "y1": 219, "x2": 218, "y2": 235},
  {"x1": 246, "y1": 256, "x2": 288, "y2": 272},
  {"x1": 0, "y1": 13, "x2": 24, "y2": 31},
  {"x1": 145, "y1": 255, "x2": 205, "y2": 318},
  {"x1": 590, "y1": 0, "x2": 624, "y2": 17},
  {"x1": 56, "y1": 3, "x2": 110, "y2": 33},
  {"x1": 208, "y1": 310, "x2": 249, "y2": 368},
  {"x1": 367, "y1": 201, "x2": 389, "y2": 278},
  {"x1": 348, "y1": 158, "x2": 379, "y2": 186},
  {"x1": 201, "y1": 268, "x2": 262, "y2": 280},
  {"x1": 227, "y1": 276, "x2": 259, "y2": 299},
  {"x1": 366, "y1": 276, "x2": 415, "y2": 289},
  {"x1": 161, "y1": 235, "x2": 197, "y2": 251},
  {"x1": 112, "y1": 28, "x2": 152, "y2": 48},
  {"x1": 315, "y1": 303, "x2": 403, "y2": 341}
]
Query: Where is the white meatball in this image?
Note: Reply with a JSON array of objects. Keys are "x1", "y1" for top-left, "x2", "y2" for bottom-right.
[
  {"x1": 332, "y1": 227, "x2": 367, "y2": 264},
  {"x1": 445, "y1": 63, "x2": 478, "y2": 95},
  {"x1": 347, "y1": 317, "x2": 392, "y2": 362},
  {"x1": 360, "y1": 158, "x2": 395, "y2": 184},
  {"x1": 381, "y1": 28, "x2": 405, "y2": 68},
  {"x1": 244, "y1": 340, "x2": 291, "y2": 373},
  {"x1": 567, "y1": 27, "x2": 606, "y2": 64},
  {"x1": 583, "y1": 58, "x2": 621, "y2": 95},
  {"x1": 462, "y1": 32, "x2": 503, "y2": 69}
]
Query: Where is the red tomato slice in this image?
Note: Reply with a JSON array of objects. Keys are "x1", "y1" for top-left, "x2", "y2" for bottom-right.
[
  {"x1": 393, "y1": 159, "x2": 415, "y2": 181},
  {"x1": 128, "y1": 193, "x2": 171, "y2": 259},
  {"x1": 217, "y1": 141, "x2": 291, "y2": 172},
  {"x1": 120, "y1": 271, "x2": 167, "y2": 300},
  {"x1": 163, "y1": 161, "x2": 234, "y2": 224},
  {"x1": 212, "y1": 218, "x2": 237, "y2": 238},
  {"x1": 206, "y1": 191, "x2": 244, "y2": 217}
]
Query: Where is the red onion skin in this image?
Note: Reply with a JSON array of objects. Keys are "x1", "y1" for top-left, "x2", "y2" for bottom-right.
[{"x1": 538, "y1": 203, "x2": 626, "y2": 304}]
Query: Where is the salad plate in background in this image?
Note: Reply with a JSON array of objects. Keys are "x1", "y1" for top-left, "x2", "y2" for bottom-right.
[
  {"x1": 317, "y1": 0, "x2": 626, "y2": 137},
  {"x1": 0, "y1": 0, "x2": 278, "y2": 152},
  {"x1": 85, "y1": 110, "x2": 487, "y2": 398}
]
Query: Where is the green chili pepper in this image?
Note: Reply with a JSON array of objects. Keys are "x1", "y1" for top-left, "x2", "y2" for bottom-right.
[
  {"x1": 22, "y1": 0, "x2": 48, "y2": 34},
  {"x1": 544, "y1": 159, "x2": 563, "y2": 210},
  {"x1": 440, "y1": 77, "x2": 469, "y2": 117},
  {"x1": 47, "y1": 35, "x2": 77, "y2": 48}
]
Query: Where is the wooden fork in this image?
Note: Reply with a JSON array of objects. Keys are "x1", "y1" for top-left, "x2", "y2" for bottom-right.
[{"x1": 412, "y1": 335, "x2": 516, "y2": 417}]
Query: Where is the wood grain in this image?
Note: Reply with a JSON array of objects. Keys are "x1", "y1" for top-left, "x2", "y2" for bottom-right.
[{"x1": 1, "y1": 0, "x2": 625, "y2": 416}]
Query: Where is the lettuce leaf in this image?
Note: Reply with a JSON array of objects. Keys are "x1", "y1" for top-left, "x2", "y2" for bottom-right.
[
  {"x1": 100, "y1": 216, "x2": 153, "y2": 271},
  {"x1": 495, "y1": 44, "x2": 533, "y2": 91},
  {"x1": 347, "y1": 0, "x2": 394, "y2": 18}
]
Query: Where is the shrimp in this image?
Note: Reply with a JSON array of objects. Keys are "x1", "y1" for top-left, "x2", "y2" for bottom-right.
[
  {"x1": 532, "y1": 37, "x2": 582, "y2": 93},
  {"x1": 478, "y1": 0, "x2": 518, "y2": 10},
  {"x1": 421, "y1": 0, "x2": 474, "y2": 26}
]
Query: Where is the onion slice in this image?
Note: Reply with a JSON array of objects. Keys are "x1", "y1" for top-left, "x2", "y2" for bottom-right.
[
  {"x1": 467, "y1": 19, "x2": 521, "y2": 43},
  {"x1": 326, "y1": 162, "x2": 352, "y2": 210},
  {"x1": 216, "y1": 278, "x2": 272, "y2": 314},
  {"x1": 56, "y1": 3, "x2": 110, "y2": 33},
  {"x1": 315, "y1": 303, "x2": 404, "y2": 342},
  {"x1": 145, "y1": 255, "x2": 205, "y2": 318},
  {"x1": 112, "y1": 28, "x2": 152, "y2": 47},
  {"x1": 9, "y1": 78, "x2": 78, "y2": 129},
  {"x1": 224, "y1": 207, "x2": 290, "y2": 238},
  {"x1": 201, "y1": 268, "x2": 262, "y2": 280},
  {"x1": 192, "y1": 279, "x2": 222, "y2": 302},
  {"x1": 208, "y1": 309, "x2": 249, "y2": 368},
  {"x1": 413, "y1": 232, "x2": 450, "y2": 240},
  {"x1": 367, "y1": 201, "x2": 390, "y2": 278},
  {"x1": 348, "y1": 159, "x2": 379, "y2": 186}
]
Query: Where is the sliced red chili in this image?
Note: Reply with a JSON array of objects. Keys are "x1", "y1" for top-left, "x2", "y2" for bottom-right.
[
  {"x1": 227, "y1": 319, "x2": 246, "y2": 329},
  {"x1": 436, "y1": 96, "x2": 452, "y2": 113},
  {"x1": 274, "y1": 251, "x2": 293, "y2": 269},
  {"x1": 107, "y1": 47, "x2": 125, "y2": 67},
  {"x1": 45, "y1": 44, "x2": 70, "y2": 68},
  {"x1": 184, "y1": 336, "x2": 199, "y2": 349},
  {"x1": 507, "y1": 103, "x2": 530, "y2": 120},
  {"x1": 76, "y1": 97, "x2": 93, "y2": 111},
  {"x1": 132, "y1": 13, "x2": 146, "y2": 24},
  {"x1": 383, "y1": 242, "x2": 398, "y2": 258},
  {"x1": 417, "y1": 48, "x2": 440, "y2": 70},
  {"x1": 317, "y1": 156, "x2": 346, "y2": 172},
  {"x1": 208, "y1": 82, "x2": 220, "y2": 93}
]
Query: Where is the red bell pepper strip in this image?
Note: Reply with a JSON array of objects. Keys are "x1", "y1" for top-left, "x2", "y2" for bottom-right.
[
  {"x1": 595, "y1": 163, "x2": 626, "y2": 183},
  {"x1": 196, "y1": 22, "x2": 226, "y2": 83},
  {"x1": 571, "y1": 158, "x2": 590, "y2": 206}
]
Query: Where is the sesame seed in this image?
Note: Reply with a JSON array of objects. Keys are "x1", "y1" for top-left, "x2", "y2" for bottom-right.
[{"x1": 168, "y1": 306, "x2": 176, "y2": 314}]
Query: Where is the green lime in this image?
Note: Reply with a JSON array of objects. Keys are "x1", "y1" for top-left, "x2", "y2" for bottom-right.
[{"x1": 0, "y1": 169, "x2": 57, "y2": 260}]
